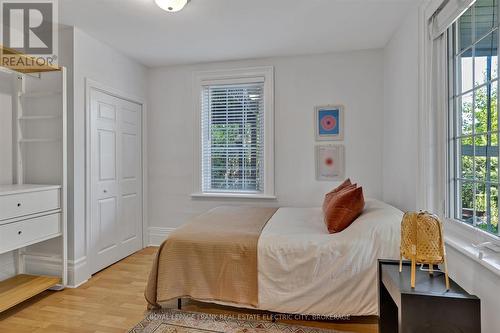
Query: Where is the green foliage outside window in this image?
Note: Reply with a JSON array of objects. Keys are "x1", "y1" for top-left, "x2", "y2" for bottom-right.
[
  {"x1": 210, "y1": 122, "x2": 261, "y2": 191},
  {"x1": 207, "y1": 86, "x2": 262, "y2": 192},
  {"x1": 460, "y1": 82, "x2": 499, "y2": 234}
]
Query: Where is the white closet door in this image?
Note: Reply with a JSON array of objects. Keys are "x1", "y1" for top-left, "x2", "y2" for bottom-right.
[{"x1": 90, "y1": 89, "x2": 142, "y2": 274}]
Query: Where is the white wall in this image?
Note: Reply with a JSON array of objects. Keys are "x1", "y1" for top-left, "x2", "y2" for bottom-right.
[
  {"x1": 0, "y1": 252, "x2": 14, "y2": 281},
  {"x1": 147, "y1": 50, "x2": 384, "y2": 231},
  {"x1": 382, "y1": 9, "x2": 419, "y2": 212},
  {"x1": 446, "y1": 246, "x2": 500, "y2": 332},
  {"x1": 383, "y1": 6, "x2": 500, "y2": 333}
]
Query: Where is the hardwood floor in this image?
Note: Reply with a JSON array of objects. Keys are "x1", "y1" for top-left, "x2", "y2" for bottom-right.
[{"x1": 0, "y1": 247, "x2": 377, "y2": 333}]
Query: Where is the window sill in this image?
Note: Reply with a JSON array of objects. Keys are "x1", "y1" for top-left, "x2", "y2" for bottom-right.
[
  {"x1": 191, "y1": 192, "x2": 277, "y2": 200},
  {"x1": 443, "y1": 218, "x2": 500, "y2": 278}
]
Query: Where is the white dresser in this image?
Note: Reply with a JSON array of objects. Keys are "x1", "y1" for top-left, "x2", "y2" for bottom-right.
[{"x1": 0, "y1": 185, "x2": 62, "y2": 254}]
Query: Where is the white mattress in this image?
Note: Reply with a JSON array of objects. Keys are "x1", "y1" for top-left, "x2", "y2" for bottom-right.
[{"x1": 257, "y1": 199, "x2": 402, "y2": 316}]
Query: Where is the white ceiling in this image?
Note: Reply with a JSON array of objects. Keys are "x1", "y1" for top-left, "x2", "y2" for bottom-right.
[{"x1": 59, "y1": 0, "x2": 419, "y2": 68}]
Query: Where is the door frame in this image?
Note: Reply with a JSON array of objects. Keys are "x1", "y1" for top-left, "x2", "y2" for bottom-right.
[{"x1": 84, "y1": 78, "x2": 148, "y2": 274}]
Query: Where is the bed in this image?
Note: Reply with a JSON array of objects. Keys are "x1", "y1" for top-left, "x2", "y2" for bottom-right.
[{"x1": 146, "y1": 199, "x2": 402, "y2": 317}]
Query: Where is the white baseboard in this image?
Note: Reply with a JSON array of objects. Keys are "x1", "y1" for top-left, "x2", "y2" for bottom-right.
[
  {"x1": 148, "y1": 227, "x2": 175, "y2": 246},
  {"x1": 68, "y1": 256, "x2": 89, "y2": 288},
  {"x1": 24, "y1": 253, "x2": 89, "y2": 288}
]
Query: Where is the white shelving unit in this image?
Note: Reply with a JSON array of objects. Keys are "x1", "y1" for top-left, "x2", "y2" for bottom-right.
[{"x1": 0, "y1": 64, "x2": 67, "y2": 313}]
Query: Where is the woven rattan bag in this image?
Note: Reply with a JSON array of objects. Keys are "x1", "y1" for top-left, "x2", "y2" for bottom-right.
[{"x1": 400, "y1": 211, "x2": 450, "y2": 289}]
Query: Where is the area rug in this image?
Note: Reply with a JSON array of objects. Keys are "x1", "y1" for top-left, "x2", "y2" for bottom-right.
[{"x1": 129, "y1": 309, "x2": 347, "y2": 333}]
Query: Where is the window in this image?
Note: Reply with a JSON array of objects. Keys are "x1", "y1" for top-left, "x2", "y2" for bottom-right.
[
  {"x1": 194, "y1": 67, "x2": 275, "y2": 198},
  {"x1": 449, "y1": 0, "x2": 499, "y2": 236}
]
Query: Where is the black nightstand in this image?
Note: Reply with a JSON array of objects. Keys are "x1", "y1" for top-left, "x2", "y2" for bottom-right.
[{"x1": 378, "y1": 259, "x2": 481, "y2": 333}]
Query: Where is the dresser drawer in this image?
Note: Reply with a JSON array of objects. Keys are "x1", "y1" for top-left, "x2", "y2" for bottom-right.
[
  {"x1": 0, "y1": 213, "x2": 61, "y2": 254},
  {"x1": 0, "y1": 188, "x2": 60, "y2": 221}
]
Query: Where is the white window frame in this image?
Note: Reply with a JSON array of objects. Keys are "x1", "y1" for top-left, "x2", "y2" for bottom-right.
[
  {"x1": 192, "y1": 66, "x2": 275, "y2": 199},
  {"x1": 447, "y1": 2, "x2": 500, "y2": 239},
  {"x1": 442, "y1": 0, "x2": 500, "y2": 277},
  {"x1": 418, "y1": 0, "x2": 500, "y2": 278}
]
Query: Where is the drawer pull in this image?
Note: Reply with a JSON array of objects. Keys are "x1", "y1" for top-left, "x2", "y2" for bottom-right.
[
  {"x1": 18, "y1": 231, "x2": 22, "y2": 235},
  {"x1": 17, "y1": 203, "x2": 21, "y2": 207},
  {"x1": 103, "y1": 190, "x2": 107, "y2": 193}
]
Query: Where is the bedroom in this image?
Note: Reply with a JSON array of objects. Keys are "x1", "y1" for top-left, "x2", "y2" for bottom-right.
[{"x1": 0, "y1": 0, "x2": 498, "y2": 332}]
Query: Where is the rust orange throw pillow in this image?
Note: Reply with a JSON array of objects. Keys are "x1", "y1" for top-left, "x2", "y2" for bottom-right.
[
  {"x1": 322, "y1": 178, "x2": 352, "y2": 213},
  {"x1": 324, "y1": 186, "x2": 365, "y2": 233}
]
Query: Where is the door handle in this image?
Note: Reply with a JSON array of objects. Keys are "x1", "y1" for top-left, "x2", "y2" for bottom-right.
[{"x1": 103, "y1": 189, "x2": 107, "y2": 193}]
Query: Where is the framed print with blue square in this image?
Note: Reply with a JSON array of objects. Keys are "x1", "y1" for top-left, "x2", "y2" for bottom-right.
[{"x1": 315, "y1": 105, "x2": 344, "y2": 141}]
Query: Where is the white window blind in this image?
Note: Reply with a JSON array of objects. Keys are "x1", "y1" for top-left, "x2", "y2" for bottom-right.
[
  {"x1": 430, "y1": 0, "x2": 477, "y2": 38},
  {"x1": 201, "y1": 82, "x2": 265, "y2": 193}
]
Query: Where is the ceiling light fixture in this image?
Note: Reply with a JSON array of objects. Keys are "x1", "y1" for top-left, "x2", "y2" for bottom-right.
[{"x1": 155, "y1": 0, "x2": 190, "y2": 12}]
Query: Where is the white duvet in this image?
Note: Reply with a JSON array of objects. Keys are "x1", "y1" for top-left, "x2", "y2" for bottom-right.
[{"x1": 257, "y1": 199, "x2": 402, "y2": 316}]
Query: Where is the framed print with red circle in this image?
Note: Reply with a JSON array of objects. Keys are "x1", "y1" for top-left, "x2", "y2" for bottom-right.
[
  {"x1": 315, "y1": 105, "x2": 344, "y2": 141},
  {"x1": 316, "y1": 144, "x2": 345, "y2": 181}
]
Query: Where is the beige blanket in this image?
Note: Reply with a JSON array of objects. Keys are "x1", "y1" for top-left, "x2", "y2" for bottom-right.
[{"x1": 145, "y1": 206, "x2": 278, "y2": 308}]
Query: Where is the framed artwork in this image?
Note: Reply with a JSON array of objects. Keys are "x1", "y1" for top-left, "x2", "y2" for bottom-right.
[
  {"x1": 315, "y1": 105, "x2": 344, "y2": 141},
  {"x1": 316, "y1": 144, "x2": 345, "y2": 181}
]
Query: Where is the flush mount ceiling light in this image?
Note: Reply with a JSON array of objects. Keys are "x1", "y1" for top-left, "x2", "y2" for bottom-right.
[{"x1": 155, "y1": 0, "x2": 190, "y2": 12}]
